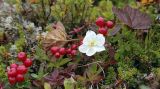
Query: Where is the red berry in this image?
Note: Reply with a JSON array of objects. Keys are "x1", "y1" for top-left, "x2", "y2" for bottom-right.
[
  {"x1": 71, "y1": 44, "x2": 78, "y2": 50},
  {"x1": 98, "y1": 27, "x2": 108, "y2": 36},
  {"x1": 50, "y1": 46, "x2": 59, "y2": 54},
  {"x1": 17, "y1": 65, "x2": 27, "y2": 74},
  {"x1": 8, "y1": 77, "x2": 16, "y2": 85},
  {"x1": 96, "y1": 17, "x2": 105, "y2": 27},
  {"x1": 66, "y1": 48, "x2": 72, "y2": 54},
  {"x1": 59, "y1": 48, "x2": 66, "y2": 55},
  {"x1": 17, "y1": 52, "x2": 27, "y2": 61},
  {"x1": 10, "y1": 63, "x2": 18, "y2": 69},
  {"x1": 7, "y1": 68, "x2": 17, "y2": 77},
  {"x1": 16, "y1": 74, "x2": 24, "y2": 82},
  {"x1": 23, "y1": 58, "x2": 32, "y2": 67},
  {"x1": 106, "y1": 20, "x2": 114, "y2": 28},
  {"x1": 54, "y1": 52, "x2": 61, "y2": 58},
  {"x1": 71, "y1": 50, "x2": 77, "y2": 56}
]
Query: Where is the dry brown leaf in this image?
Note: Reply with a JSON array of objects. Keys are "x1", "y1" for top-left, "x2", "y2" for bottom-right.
[{"x1": 42, "y1": 22, "x2": 67, "y2": 51}]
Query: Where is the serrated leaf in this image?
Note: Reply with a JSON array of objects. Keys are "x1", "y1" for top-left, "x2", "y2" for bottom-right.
[{"x1": 35, "y1": 47, "x2": 49, "y2": 61}]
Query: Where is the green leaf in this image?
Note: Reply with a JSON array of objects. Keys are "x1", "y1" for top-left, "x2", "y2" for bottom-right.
[
  {"x1": 49, "y1": 58, "x2": 71, "y2": 68},
  {"x1": 35, "y1": 47, "x2": 49, "y2": 61},
  {"x1": 64, "y1": 77, "x2": 76, "y2": 89},
  {"x1": 139, "y1": 85, "x2": 150, "y2": 89},
  {"x1": 31, "y1": 74, "x2": 38, "y2": 79},
  {"x1": 44, "y1": 82, "x2": 51, "y2": 89}
]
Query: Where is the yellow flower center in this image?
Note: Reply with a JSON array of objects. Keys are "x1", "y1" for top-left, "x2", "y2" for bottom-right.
[{"x1": 88, "y1": 40, "x2": 97, "y2": 48}]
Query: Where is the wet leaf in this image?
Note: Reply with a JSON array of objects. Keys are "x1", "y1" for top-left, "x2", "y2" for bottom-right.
[
  {"x1": 112, "y1": 5, "x2": 152, "y2": 29},
  {"x1": 42, "y1": 22, "x2": 67, "y2": 50}
]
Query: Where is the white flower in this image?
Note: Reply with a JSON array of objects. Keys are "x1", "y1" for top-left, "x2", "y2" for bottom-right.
[{"x1": 78, "y1": 30, "x2": 105, "y2": 56}]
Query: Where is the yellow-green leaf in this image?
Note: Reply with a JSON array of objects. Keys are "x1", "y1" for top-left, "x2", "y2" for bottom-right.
[{"x1": 44, "y1": 82, "x2": 51, "y2": 89}]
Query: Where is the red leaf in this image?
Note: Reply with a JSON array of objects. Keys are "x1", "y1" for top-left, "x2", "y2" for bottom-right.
[
  {"x1": 109, "y1": 24, "x2": 121, "y2": 36},
  {"x1": 112, "y1": 5, "x2": 152, "y2": 29}
]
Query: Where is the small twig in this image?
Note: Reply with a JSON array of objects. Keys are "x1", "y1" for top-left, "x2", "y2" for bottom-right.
[
  {"x1": 65, "y1": 39, "x2": 80, "y2": 42},
  {"x1": 77, "y1": 61, "x2": 102, "y2": 67},
  {"x1": 96, "y1": 62, "x2": 106, "y2": 78}
]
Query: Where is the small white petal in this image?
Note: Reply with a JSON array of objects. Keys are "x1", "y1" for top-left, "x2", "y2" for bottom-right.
[
  {"x1": 86, "y1": 48, "x2": 96, "y2": 56},
  {"x1": 78, "y1": 44, "x2": 89, "y2": 53},
  {"x1": 94, "y1": 46, "x2": 105, "y2": 52},
  {"x1": 96, "y1": 34, "x2": 105, "y2": 46},
  {"x1": 83, "y1": 31, "x2": 96, "y2": 45},
  {"x1": 86, "y1": 30, "x2": 96, "y2": 37}
]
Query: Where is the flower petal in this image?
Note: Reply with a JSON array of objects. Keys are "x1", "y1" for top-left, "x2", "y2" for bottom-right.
[
  {"x1": 86, "y1": 48, "x2": 96, "y2": 56},
  {"x1": 94, "y1": 46, "x2": 105, "y2": 52},
  {"x1": 96, "y1": 34, "x2": 105, "y2": 46},
  {"x1": 83, "y1": 30, "x2": 96, "y2": 45},
  {"x1": 78, "y1": 44, "x2": 89, "y2": 53}
]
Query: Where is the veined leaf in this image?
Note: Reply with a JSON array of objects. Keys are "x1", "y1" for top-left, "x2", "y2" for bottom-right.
[
  {"x1": 112, "y1": 5, "x2": 152, "y2": 30},
  {"x1": 42, "y1": 22, "x2": 67, "y2": 51}
]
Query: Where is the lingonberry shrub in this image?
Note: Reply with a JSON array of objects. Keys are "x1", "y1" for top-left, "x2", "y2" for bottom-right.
[
  {"x1": 98, "y1": 27, "x2": 108, "y2": 36},
  {"x1": 1, "y1": 0, "x2": 156, "y2": 89},
  {"x1": 96, "y1": 17, "x2": 105, "y2": 27},
  {"x1": 106, "y1": 20, "x2": 114, "y2": 28},
  {"x1": 17, "y1": 52, "x2": 27, "y2": 61},
  {"x1": 7, "y1": 52, "x2": 33, "y2": 85},
  {"x1": 50, "y1": 46, "x2": 60, "y2": 55},
  {"x1": 23, "y1": 58, "x2": 32, "y2": 67},
  {"x1": 95, "y1": 17, "x2": 115, "y2": 36}
]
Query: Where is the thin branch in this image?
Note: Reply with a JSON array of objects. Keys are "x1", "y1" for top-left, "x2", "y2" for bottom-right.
[
  {"x1": 96, "y1": 62, "x2": 106, "y2": 78},
  {"x1": 77, "y1": 61, "x2": 102, "y2": 67}
]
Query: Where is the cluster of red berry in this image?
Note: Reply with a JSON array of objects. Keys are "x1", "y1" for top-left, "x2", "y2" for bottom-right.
[
  {"x1": 7, "y1": 52, "x2": 32, "y2": 85},
  {"x1": 50, "y1": 44, "x2": 78, "y2": 59},
  {"x1": 96, "y1": 17, "x2": 114, "y2": 35}
]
